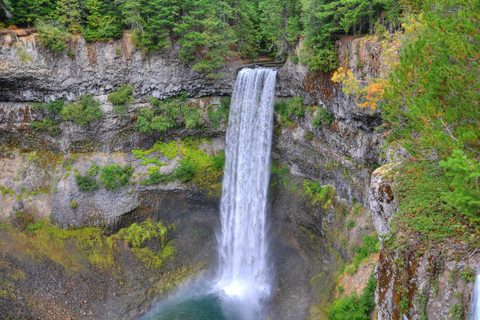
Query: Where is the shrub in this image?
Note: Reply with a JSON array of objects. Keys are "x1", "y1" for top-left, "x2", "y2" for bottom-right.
[
  {"x1": 75, "y1": 174, "x2": 98, "y2": 191},
  {"x1": 328, "y1": 271, "x2": 376, "y2": 320},
  {"x1": 275, "y1": 97, "x2": 305, "y2": 121},
  {"x1": 71, "y1": 200, "x2": 77, "y2": 208},
  {"x1": 173, "y1": 158, "x2": 196, "y2": 182},
  {"x1": 43, "y1": 99, "x2": 65, "y2": 114},
  {"x1": 440, "y1": 149, "x2": 480, "y2": 222},
  {"x1": 208, "y1": 97, "x2": 230, "y2": 127},
  {"x1": 30, "y1": 119, "x2": 61, "y2": 136},
  {"x1": 85, "y1": 161, "x2": 100, "y2": 176},
  {"x1": 137, "y1": 93, "x2": 205, "y2": 133},
  {"x1": 312, "y1": 108, "x2": 334, "y2": 127},
  {"x1": 212, "y1": 152, "x2": 226, "y2": 170},
  {"x1": 35, "y1": 21, "x2": 72, "y2": 52},
  {"x1": 99, "y1": 163, "x2": 134, "y2": 191},
  {"x1": 182, "y1": 106, "x2": 204, "y2": 128},
  {"x1": 61, "y1": 94, "x2": 102, "y2": 126},
  {"x1": 108, "y1": 84, "x2": 134, "y2": 115}
]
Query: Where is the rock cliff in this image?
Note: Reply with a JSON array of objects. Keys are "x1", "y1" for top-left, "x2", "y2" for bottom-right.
[{"x1": 0, "y1": 30, "x2": 475, "y2": 320}]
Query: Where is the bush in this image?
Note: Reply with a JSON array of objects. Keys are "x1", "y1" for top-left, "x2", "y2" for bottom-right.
[
  {"x1": 85, "y1": 161, "x2": 100, "y2": 176},
  {"x1": 212, "y1": 152, "x2": 226, "y2": 170},
  {"x1": 136, "y1": 93, "x2": 205, "y2": 133},
  {"x1": 71, "y1": 200, "x2": 77, "y2": 208},
  {"x1": 275, "y1": 97, "x2": 305, "y2": 121},
  {"x1": 99, "y1": 163, "x2": 134, "y2": 191},
  {"x1": 43, "y1": 99, "x2": 65, "y2": 114},
  {"x1": 75, "y1": 174, "x2": 99, "y2": 191},
  {"x1": 328, "y1": 271, "x2": 376, "y2": 320},
  {"x1": 30, "y1": 119, "x2": 61, "y2": 136},
  {"x1": 35, "y1": 21, "x2": 71, "y2": 52},
  {"x1": 173, "y1": 158, "x2": 196, "y2": 182},
  {"x1": 108, "y1": 84, "x2": 134, "y2": 115},
  {"x1": 312, "y1": 108, "x2": 334, "y2": 127},
  {"x1": 61, "y1": 94, "x2": 102, "y2": 126},
  {"x1": 208, "y1": 97, "x2": 230, "y2": 128},
  {"x1": 440, "y1": 149, "x2": 480, "y2": 222}
]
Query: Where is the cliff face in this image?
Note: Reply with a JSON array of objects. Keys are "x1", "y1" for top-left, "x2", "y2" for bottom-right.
[{"x1": 0, "y1": 30, "x2": 474, "y2": 319}]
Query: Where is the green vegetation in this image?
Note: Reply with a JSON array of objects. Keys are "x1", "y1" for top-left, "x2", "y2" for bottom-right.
[
  {"x1": 35, "y1": 20, "x2": 72, "y2": 52},
  {"x1": 207, "y1": 97, "x2": 230, "y2": 128},
  {"x1": 136, "y1": 93, "x2": 205, "y2": 133},
  {"x1": 30, "y1": 119, "x2": 61, "y2": 136},
  {"x1": 6, "y1": 0, "x2": 399, "y2": 73},
  {"x1": 85, "y1": 161, "x2": 100, "y2": 176},
  {"x1": 440, "y1": 150, "x2": 480, "y2": 222},
  {"x1": 61, "y1": 94, "x2": 103, "y2": 126},
  {"x1": 75, "y1": 174, "x2": 99, "y2": 191},
  {"x1": 137, "y1": 138, "x2": 224, "y2": 197},
  {"x1": 108, "y1": 84, "x2": 134, "y2": 116},
  {"x1": 303, "y1": 180, "x2": 335, "y2": 209},
  {"x1": 0, "y1": 218, "x2": 174, "y2": 271},
  {"x1": 312, "y1": 108, "x2": 334, "y2": 127},
  {"x1": 275, "y1": 97, "x2": 334, "y2": 128},
  {"x1": 71, "y1": 200, "x2": 77, "y2": 208},
  {"x1": 328, "y1": 271, "x2": 376, "y2": 320},
  {"x1": 99, "y1": 163, "x2": 134, "y2": 191}
]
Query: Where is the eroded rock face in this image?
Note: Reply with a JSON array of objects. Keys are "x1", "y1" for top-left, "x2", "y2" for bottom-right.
[
  {"x1": 0, "y1": 31, "x2": 236, "y2": 101},
  {"x1": 369, "y1": 163, "x2": 397, "y2": 237},
  {"x1": 376, "y1": 247, "x2": 479, "y2": 320},
  {"x1": 371, "y1": 163, "x2": 478, "y2": 319}
]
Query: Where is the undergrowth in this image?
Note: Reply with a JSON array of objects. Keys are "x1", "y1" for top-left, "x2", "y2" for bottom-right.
[
  {"x1": 274, "y1": 97, "x2": 334, "y2": 128},
  {"x1": 0, "y1": 218, "x2": 175, "y2": 271},
  {"x1": 329, "y1": 271, "x2": 376, "y2": 320}
]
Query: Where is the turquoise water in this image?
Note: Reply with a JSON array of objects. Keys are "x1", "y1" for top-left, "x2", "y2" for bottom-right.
[
  {"x1": 141, "y1": 282, "x2": 261, "y2": 320},
  {"x1": 142, "y1": 293, "x2": 228, "y2": 320}
]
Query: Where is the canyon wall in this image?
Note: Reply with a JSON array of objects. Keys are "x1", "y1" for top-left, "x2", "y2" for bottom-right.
[{"x1": 0, "y1": 30, "x2": 476, "y2": 320}]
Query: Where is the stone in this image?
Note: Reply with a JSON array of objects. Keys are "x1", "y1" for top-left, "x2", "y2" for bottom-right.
[{"x1": 12, "y1": 201, "x2": 23, "y2": 211}]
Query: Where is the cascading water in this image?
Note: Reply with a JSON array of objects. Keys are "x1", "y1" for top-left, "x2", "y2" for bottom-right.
[
  {"x1": 217, "y1": 67, "x2": 277, "y2": 310},
  {"x1": 468, "y1": 261, "x2": 480, "y2": 319},
  {"x1": 142, "y1": 68, "x2": 277, "y2": 320}
]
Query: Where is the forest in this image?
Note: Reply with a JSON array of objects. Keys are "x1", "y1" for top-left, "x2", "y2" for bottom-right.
[{"x1": 0, "y1": 0, "x2": 399, "y2": 74}]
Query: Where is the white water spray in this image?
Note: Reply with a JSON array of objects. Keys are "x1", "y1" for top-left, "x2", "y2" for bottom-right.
[
  {"x1": 217, "y1": 68, "x2": 277, "y2": 309},
  {"x1": 468, "y1": 261, "x2": 480, "y2": 320}
]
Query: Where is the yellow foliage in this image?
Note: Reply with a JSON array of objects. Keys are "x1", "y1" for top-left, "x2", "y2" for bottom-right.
[{"x1": 332, "y1": 66, "x2": 390, "y2": 111}]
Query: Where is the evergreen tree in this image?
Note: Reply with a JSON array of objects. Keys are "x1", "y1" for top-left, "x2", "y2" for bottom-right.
[
  {"x1": 12, "y1": 0, "x2": 54, "y2": 26},
  {"x1": 52, "y1": 0, "x2": 83, "y2": 33}
]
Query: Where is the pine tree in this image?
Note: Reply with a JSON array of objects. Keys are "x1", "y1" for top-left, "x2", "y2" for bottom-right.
[{"x1": 53, "y1": 0, "x2": 83, "y2": 33}]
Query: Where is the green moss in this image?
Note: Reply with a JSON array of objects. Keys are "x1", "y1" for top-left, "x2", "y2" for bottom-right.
[{"x1": 0, "y1": 219, "x2": 175, "y2": 272}]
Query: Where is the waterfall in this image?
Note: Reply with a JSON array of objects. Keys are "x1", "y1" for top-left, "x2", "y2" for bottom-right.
[
  {"x1": 468, "y1": 261, "x2": 480, "y2": 319},
  {"x1": 217, "y1": 68, "x2": 277, "y2": 308}
]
